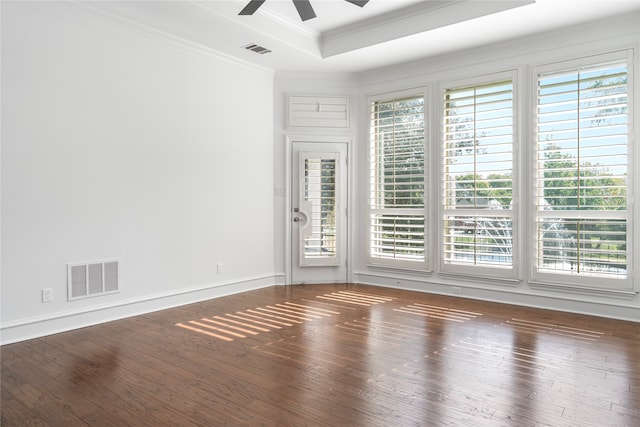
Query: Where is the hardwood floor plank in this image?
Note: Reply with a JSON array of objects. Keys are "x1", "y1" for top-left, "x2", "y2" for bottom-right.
[
  {"x1": 0, "y1": 391, "x2": 52, "y2": 427},
  {"x1": 1, "y1": 343, "x2": 129, "y2": 426},
  {"x1": 2, "y1": 284, "x2": 639, "y2": 426}
]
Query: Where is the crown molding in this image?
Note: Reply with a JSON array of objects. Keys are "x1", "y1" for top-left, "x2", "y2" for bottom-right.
[
  {"x1": 357, "y1": 10, "x2": 639, "y2": 85},
  {"x1": 65, "y1": 1, "x2": 275, "y2": 75},
  {"x1": 321, "y1": 0, "x2": 535, "y2": 58}
]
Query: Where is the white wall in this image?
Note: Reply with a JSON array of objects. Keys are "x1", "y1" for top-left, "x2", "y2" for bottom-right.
[{"x1": 1, "y1": 2, "x2": 276, "y2": 343}]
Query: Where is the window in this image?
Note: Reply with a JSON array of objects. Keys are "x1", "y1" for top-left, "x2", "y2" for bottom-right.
[
  {"x1": 369, "y1": 91, "x2": 426, "y2": 267},
  {"x1": 534, "y1": 53, "x2": 631, "y2": 289},
  {"x1": 303, "y1": 156, "x2": 337, "y2": 263},
  {"x1": 442, "y1": 76, "x2": 515, "y2": 277}
]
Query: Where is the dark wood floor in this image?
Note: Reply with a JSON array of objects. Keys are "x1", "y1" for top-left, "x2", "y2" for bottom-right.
[{"x1": 2, "y1": 284, "x2": 639, "y2": 426}]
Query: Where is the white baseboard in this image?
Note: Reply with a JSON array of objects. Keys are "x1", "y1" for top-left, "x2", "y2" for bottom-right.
[
  {"x1": 354, "y1": 272, "x2": 640, "y2": 323},
  {"x1": 0, "y1": 274, "x2": 282, "y2": 345},
  {"x1": 3, "y1": 273, "x2": 635, "y2": 345}
]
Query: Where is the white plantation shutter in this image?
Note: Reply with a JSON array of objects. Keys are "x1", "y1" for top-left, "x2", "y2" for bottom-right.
[
  {"x1": 442, "y1": 78, "x2": 514, "y2": 275},
  {"x1": 369, "y1": 92, "x2": 426, "y2": 266},
  {"x1": 302, "y1": 155, "x2": 338, "y2": 264},
  {"x1": 535, "y1": 55, "x2": 630, "y2": 287}
]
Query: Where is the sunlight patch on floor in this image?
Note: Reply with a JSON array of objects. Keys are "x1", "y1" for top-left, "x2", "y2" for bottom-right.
[
  {"x1": 503, "y1": 318, "x2": 604, "y2": 342},
  {"x1": 176, "y1": 302, "x2": 339, "y2": 341},
  {"x1": 315, "y1": 290, "x2": 396, "y2": 306},
  {"x1": 394, "y1": 303, "x2": 482, "y2": 322}
]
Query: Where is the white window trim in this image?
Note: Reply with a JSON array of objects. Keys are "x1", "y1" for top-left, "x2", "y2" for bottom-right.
[
  {"x1": 438, "y1": 70, "x2": 519, "y2": 281},
  {"x1": 367, "y1": 87, "x2": 430, "y2": 271},
  {"x1": 529, "y1": 49, "x2": 635, "y2": 292}
]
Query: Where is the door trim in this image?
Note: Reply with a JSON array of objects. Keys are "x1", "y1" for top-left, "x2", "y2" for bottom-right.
[{"x1": 285, "y1": 135, "x2": 352, "y2": 285}]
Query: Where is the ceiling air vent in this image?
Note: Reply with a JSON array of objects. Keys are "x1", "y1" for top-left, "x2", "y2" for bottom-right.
[{"x1": 243, "y1": 43, "x2": 272, "y2": 55}]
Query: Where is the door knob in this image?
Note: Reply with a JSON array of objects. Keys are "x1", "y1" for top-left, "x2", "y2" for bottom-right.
[{"x1": 293, "y1": 208, "x2": 299, "y2": 212}]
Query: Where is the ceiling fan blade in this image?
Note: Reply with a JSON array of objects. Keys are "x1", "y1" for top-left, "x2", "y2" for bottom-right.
[
  {"x1": 344, "y1": 0, "x2": 369, "y2": 7},
  {"x1": 292, "y1": 0, "x2": 316, "y2": 21},
  {"x1": 239, "y1": 0, "x2": 266, "y2": 15}
]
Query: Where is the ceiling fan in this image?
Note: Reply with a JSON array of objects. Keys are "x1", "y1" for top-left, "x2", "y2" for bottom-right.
[{"x1": 239, "y1": 0, "x2": 370, "y2": 22}]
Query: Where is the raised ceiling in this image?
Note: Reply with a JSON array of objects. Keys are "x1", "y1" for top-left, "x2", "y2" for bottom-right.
[{"x1": 85, "y1": 0, "x2": 640, "y2": 73}]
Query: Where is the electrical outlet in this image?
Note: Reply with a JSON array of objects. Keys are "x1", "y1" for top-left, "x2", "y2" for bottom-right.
[
  {"x1": 42, "y1": 288, "x2": 52, "y2": 302},
  {"x1": 451, "y1": 286, "x2": 462, "y2": 295},
  {"x1": 217, "y1": 263, "x2": 223, "y2": 274}
]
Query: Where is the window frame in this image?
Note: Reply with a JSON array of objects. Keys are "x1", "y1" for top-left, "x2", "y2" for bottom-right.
[
  {"x1": 439, "y1": 71, "x2": 519, "y2": 280},
  {"x1": 530, "y1": 50, "x2": 635, "y2": 292},
  {"x1": 367, "y1": 87, "x2": 429, "y2": 270}
]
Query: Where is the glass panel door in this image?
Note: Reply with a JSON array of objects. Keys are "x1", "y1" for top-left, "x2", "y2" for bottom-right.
[{"x1": 291, "y1": 141, "x2": 348, "y2": 284}]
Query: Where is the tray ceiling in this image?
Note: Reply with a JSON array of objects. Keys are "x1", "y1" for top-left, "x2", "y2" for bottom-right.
[{"x1": 82, "y1": 0, "x2": 640, "y2": 73}]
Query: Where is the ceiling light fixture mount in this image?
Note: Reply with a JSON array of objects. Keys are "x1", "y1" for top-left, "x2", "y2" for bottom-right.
[{"x1": 239, "y1": 0, "x2": 369, "y2": 22}]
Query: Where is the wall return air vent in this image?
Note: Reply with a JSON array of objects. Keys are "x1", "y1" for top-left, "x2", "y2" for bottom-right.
[{"x1": 67, "y1": 259, "x2": 119, "y2": 301}]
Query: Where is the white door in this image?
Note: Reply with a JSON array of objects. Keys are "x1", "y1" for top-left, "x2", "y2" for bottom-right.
[{"x1": 291, "y1": 142, "x2": 348, "y2": 284}]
